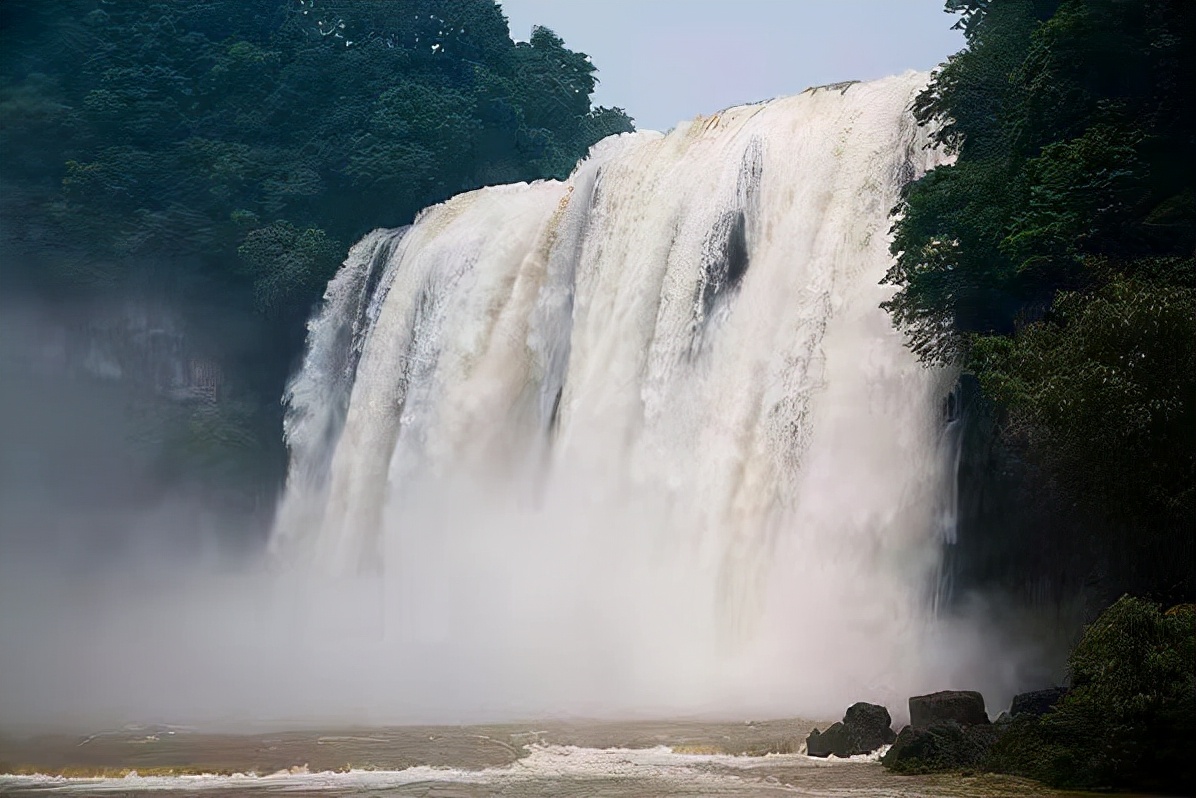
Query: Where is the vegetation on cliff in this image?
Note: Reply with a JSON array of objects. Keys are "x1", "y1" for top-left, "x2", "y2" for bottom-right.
[
  {"x1": 0, "y1": 0, "x2": 631, "y2": 530},
  {"x1": 886, "y1": 3, "x2": 1194, "y2": 790},
  {"x1": 886, "y1": 0, "x2": 1195, "y2": 604},
  {"x1": 986, "y1": 598, "x2": 1195, "y2": 792}
]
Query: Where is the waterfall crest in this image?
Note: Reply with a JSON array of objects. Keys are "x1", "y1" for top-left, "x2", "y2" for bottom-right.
[{"x1": 271, "y1": 72, "x2": 964, "y2": 719}]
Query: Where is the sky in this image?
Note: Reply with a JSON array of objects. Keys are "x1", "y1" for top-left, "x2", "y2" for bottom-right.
[{"x1": 499, "y1": 0, "x2": 965, "y2": 132}]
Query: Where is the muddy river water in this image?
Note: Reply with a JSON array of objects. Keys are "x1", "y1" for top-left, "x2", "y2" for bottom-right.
[{"x1": 0, "y1": 718, "x2": 1091, "y2": 796}]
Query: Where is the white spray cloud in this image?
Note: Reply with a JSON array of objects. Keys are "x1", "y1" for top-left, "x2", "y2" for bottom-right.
[{"x1": 0, "y1": 73, "x2": 1044, "y2": 733}]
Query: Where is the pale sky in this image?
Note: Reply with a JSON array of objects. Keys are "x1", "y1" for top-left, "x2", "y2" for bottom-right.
[{"x1": 498, "y1": 0, "x2": 964, "y2": 132}]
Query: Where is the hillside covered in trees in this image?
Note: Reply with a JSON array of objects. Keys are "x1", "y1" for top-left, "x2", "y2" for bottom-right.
[
  {"x1": 0, "y1": 0, "x2": 632, "y2": 550},
  {"x1": 886, "y1": 0, "x2": 1195, "y2": 608},
  {"x1": 880, "y1": 3, "x2": 1194, "y2": 789}
]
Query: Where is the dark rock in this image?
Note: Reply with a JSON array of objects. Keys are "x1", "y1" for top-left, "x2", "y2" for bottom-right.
[
  {"x1": 805, "y1": 722, "x2": 847, "y2": 757},
  {"x1": 994, "y1": 711, "x2": 1014, "y2": 725},
  {"x1": 881, "y1": 721, "x2": 1003, "y2": 774},
  {"x1": 805, "y1": 702, "x2": 896, "y2": 757},
  {"x1": 909, "y1": 690, "x2": 989, "y2": 728},
  {"x1": 844, "y1": 702, "x2": 897, "y2": 750},
  {"x1": 1010, "y1": 687, "x2": 1067, "y2": 718}
]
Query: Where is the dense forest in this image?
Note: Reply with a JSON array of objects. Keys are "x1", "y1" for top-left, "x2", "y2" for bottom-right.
[
  {"x1": 883, "y1": 2, "x2": 1194, "y2": 789},
  {"x1": 0, "y1": 0, "x2": 631, "y2": 551},
  {"x1": 886, "y1": 0, "x2": 1194, "y2": 608}
]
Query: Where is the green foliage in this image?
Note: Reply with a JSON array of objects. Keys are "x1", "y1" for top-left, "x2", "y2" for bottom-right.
[
  {"x1": 888, "y1": 0, "x2": 1195, "y2": 358},
  {"x1": 985, "y1": 597, "x2": 1196, "y2": 791},
  {"x1": 881, "y1": 723, "x2": 1000, "y2": 774},
  {"x1": 0, "y1": 0, "x2": 633, "y2": 518},
  {"x1": 972, "y1": 271, "x2": 1195, "y2": 531},
  {"x1": 2, "y1": 0, "x2": 633, "y2": 283},
  {"x1": 238, "y1": 222, "x2": 343, "y2": 317},
  {"x1": 888, "y1": 0, "x2": 1196, "y2": 602},
  {"x1": 2, "y1": 0, "x2": 634, "y2": 299},
  {"x1": 1000, "y1": 125, "x2": 1149, "y2": 270}
]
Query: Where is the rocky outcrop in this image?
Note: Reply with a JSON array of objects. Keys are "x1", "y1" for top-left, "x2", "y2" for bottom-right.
[
  {"x1": 1010, "y1": 687, "x2": 1067, "y2": 718},
  {"x1": 909, "y1": 690, "x2": 989, "y2": 728},
  {"x1": 805, "y1": 702, "x2": 896, "y2": 757},
  {"x1": 881, "y1": 690, "x2": 1000, "y2": 773},
  {"x1": 806, "y1": 722, "x2": 848, "y2": 757},
  {"x1": 881, "y1": 721, "x2": 1002, "y2": 774},
  {"x1": 885, "y1": 600, "x2": 1195, "y2": 790}
]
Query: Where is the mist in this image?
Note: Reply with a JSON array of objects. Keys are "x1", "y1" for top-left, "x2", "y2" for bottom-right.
[
  {"x1": 0, "y1": 353, "x2": 1060, "y2": 735},
  {"x1": 0, "y1": 76, "x2": 1069, "y2": 738},
  {"x1": 0, "y1": 469, "x2": 1062, "y2": 735}
]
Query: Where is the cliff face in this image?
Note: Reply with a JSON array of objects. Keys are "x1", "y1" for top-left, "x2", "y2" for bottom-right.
[
  {"x1": 0, "y1": 288, "x2": 272, "y2": 570},
  {"x1": 945, "y1": 370, "x2": 1195, "y2": 620}
]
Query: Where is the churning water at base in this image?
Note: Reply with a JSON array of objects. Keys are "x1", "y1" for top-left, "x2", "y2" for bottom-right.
[{"x1": 261, "y1": 71, "x2": 988, "y2": 722}]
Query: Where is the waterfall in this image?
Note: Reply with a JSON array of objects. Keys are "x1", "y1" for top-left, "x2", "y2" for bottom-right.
[
  {"x1": 270, "y1": 72, "x2": 963, "y2": 719},
  {"x1": 271, "y1": 227, "x2": 409, "y2": 556}
]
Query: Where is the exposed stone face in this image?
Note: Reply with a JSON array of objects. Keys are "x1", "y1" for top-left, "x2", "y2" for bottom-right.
[
  {"x1": 1010, "y1": 687, "x2": 1068, "y2": 718},
  {"x1": 806, "y1": 722, "x2": 847, "y2": 757},
  {"x1": 909, "y1": 690, "x2": 989, "y2": 729},
  {"x1": 881, "y1": 721, "x2": 1003, "y2": 773},
  {"x1": 843, "y1": 702, "x2": 897, "y2": 750},
  {"x1": 805, "y1": 702, "x2": 896, "y2": 757}
]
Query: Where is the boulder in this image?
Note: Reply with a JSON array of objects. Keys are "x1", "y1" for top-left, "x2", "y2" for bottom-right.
[
  {"x1": 881, "y1": 721, "x2": 1003, "y2": 774},
  {"x1": 1010, "y1": 687, "x2": 1067, "y2": 718},
  {"x1": 843, "y1": 702, "x2": 897, "y2": 750},
  {"x1": 806, "y1": 722, "x2": 848, "y2": 757},
  {"x1": 805, "y1": 702, "x2": 896, "y2": 757},
  {"x1": 909, "y1": 690, "x2": 988, "y2": 728}
]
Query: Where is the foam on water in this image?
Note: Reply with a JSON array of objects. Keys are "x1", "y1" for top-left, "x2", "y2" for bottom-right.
[{"x1": 0, "y1": 744, "x2": 884, "y2": 794}]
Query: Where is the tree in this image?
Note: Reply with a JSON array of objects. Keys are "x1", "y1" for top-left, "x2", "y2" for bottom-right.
[
  {"x1": 886, "y1": 0, "x2": 1195, "y2": 602},
  {"x1": 0, "y1": 0, "x2": 634, "y2": 535}
]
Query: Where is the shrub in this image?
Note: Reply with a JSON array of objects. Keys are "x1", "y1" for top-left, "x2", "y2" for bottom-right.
[{"x1": 986, "y1": 597, "x2": 1196, "y2": 792}]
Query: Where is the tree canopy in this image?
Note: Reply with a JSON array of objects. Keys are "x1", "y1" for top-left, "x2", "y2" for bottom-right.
[
  {"x1": 1, "y1": 0, "x2": 631, "y2": 305},
  {"x1": 887, "y1": 0, "x2": 1195, "y2": 602},
  {"x1": 0, "y1": 0, "x2": 632, "y2": 528}
]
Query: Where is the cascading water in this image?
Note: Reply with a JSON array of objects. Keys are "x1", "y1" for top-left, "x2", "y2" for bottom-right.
[
  {"x1": 270, "y1": 71, "x2": 971, "y2": 720},
  {"x1": 271, "y1": 227, "x2": 409, "y2": 556}
]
